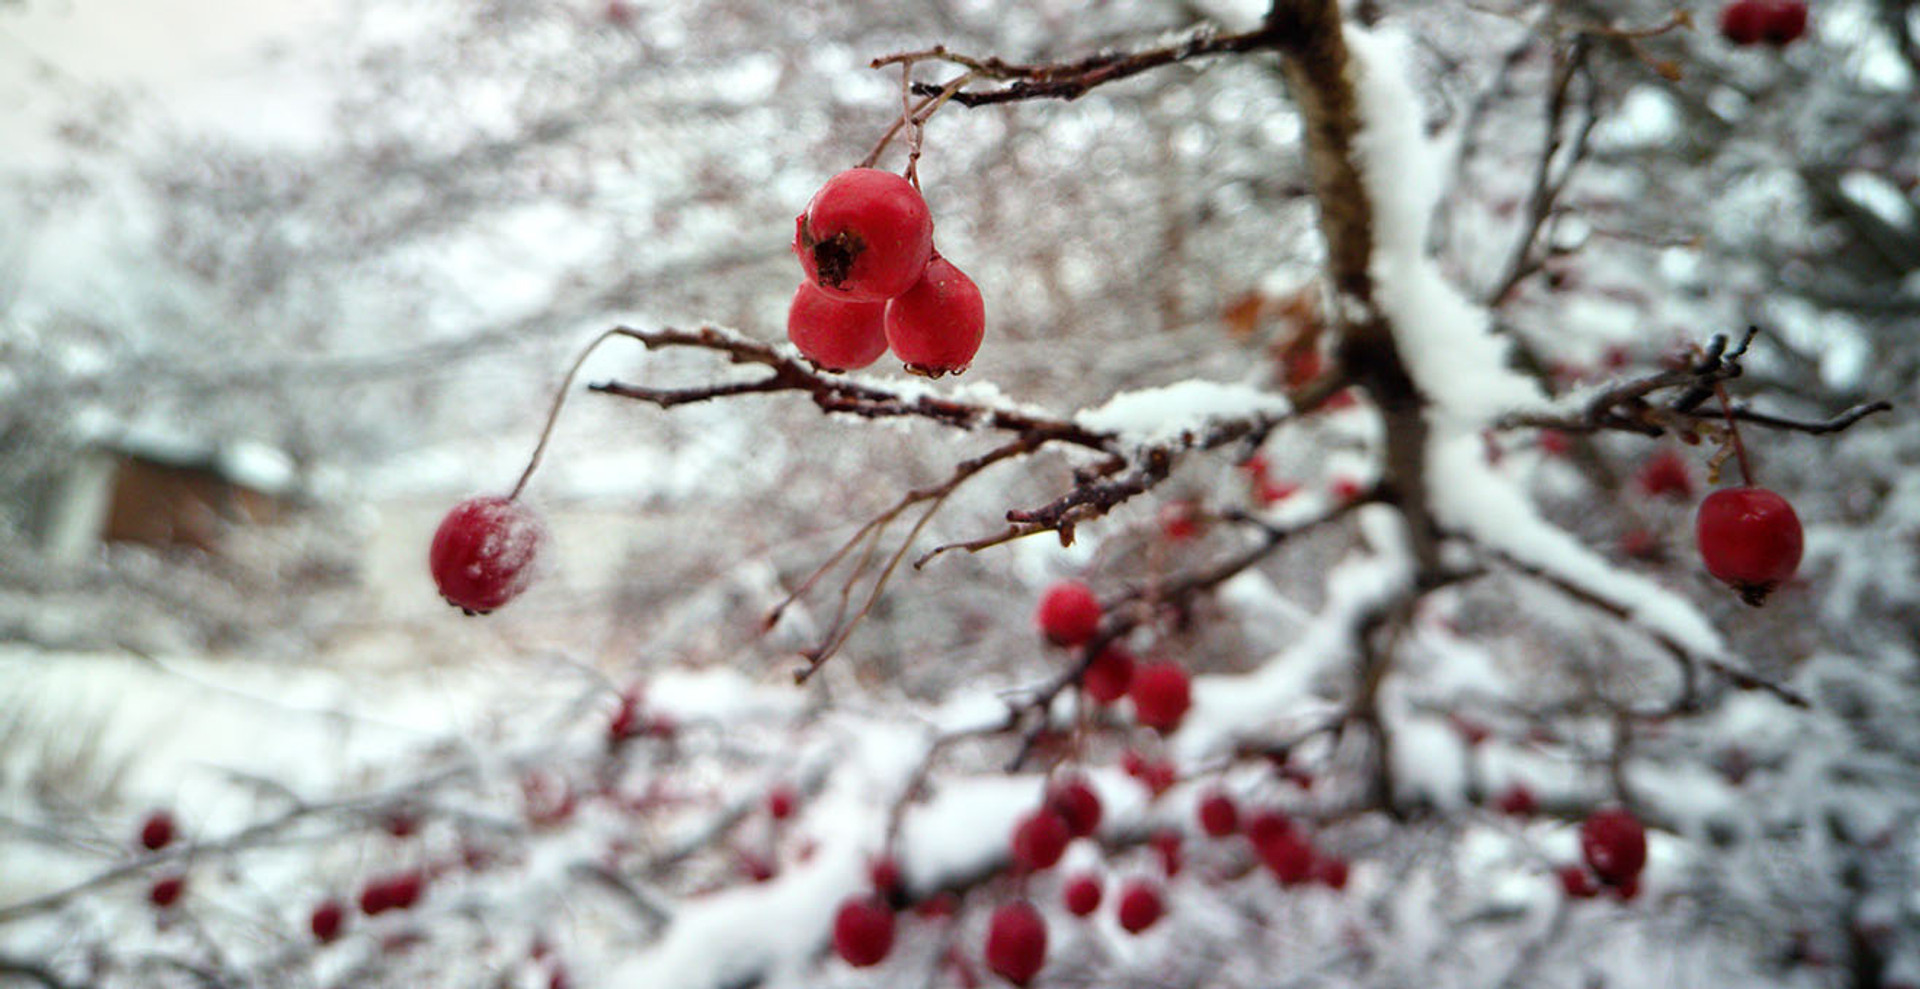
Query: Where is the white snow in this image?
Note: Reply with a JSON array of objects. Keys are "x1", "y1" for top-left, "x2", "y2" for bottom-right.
[{"x1": 1075, "y1": 380, "x2": 1291, "y2": 446}]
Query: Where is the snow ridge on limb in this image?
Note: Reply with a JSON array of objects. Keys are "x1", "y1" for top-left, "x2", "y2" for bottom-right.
[{"x1": 1340, "y1": 28, "x2": 1730, "y2": 671}]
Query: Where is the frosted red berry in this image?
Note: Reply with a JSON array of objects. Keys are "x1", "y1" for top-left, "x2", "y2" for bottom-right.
[
  {"x1": 1010, "y1": 807, "x2": 1072, "y2": 872},
  {"x1": 149, "y1": 874, "x2": 186, "y2": 908},
  {"x1": 1198, "y1": 792, "x2": 1239, "y2": 838},
  {"x1": 311, "y1": 900, "x2": 346, "y2": 942},
  {"x1": 140, "y1": 810, "x2": 176, "y2": 852},
  {"x1": 787, "y1": 281, "x2": 888, "y2": 371},
  {"x1": 984, "y1": 900, "x2": 1048, "y2": 987},
  {"x1": 1579, "y1": 807, "x2": 1648, "y2": 887},
  {"x1": 1129, "y1": 661, "x2": 1192, "y2": 734},
  {"x1": 1046, "y1": 777, "x2": 1102, "y2": 839},
  {"x1": 793, "y1": 168, "x2": 934, "y2": 301},
  {"x1": 832, "y1": 896, "x2": 896, "y2": 968},
  {"x1": 1082, "y1": 645, "x2": 1134, "y2": 704},
  {"x1": 883, "y1": 255, "x2": 985, "y2": 377},
  {"x1": 1062, "y1": 873, "x2": 1102, "y2": 916},
  {"x1": 1696, "y1": 487, "x2": 1803, "y2": 604},
  {"x1": 1116, "y1": 880, "x2": 1165, "y2": 934},
  {"x1": 429, "y1": 496, "x2": 544, "y2": 615},
  {"x1": 1720, "y1": 0, "x2": 1767, "y2": 44},
  {"x1": 1036, "y1": 580, "x2": 1101, "y2": 646}
]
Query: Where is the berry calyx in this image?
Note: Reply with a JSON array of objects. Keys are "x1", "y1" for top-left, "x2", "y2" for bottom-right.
[
  {"x1": 832, "y1": 896, "x2": 896, "y2": 968},
  {"x1": 1696, "y1": 487, "x2": 1803, "y2": 605},
  {"x1": 429, "y1": 496, "x2": 544, "y2": 615},
  {"x1": 1129, "y1": 661, "x2": 1192, "y2": 734},
  {"x1": 1010, "y1": 807, "x2": 1072, "y2": 872},
  {"x1": 793, "y1": 168, "x2": 934, "y2": 301},
  {"x1": 1045, "y1": 777, "x2": 1102, "y2": 839},
  {"x1": 984, "y1": 900, "x2": 1048, "y2": 987},
  {"x1": 139, "y1": 810, "x2": 176, "y2": 852},
  {"x1": 1035, "y1": 580, "x2": 1102, "y2": 646},
  {"x1": 1197, "y1": 791, "x2": 1240, "y2": 838},
  {"x1": 787, "y1": 281, "x2": 888, "y2": 372},
  {"x1": 1579, "y1": 807, "x2": 1648, "y2": 888},
  {"x1": 149, "y1": 874, "x2": 186, "y2": 909},
  {"x1": 311, "y1": 900, "x2": 346, "y2": 942},
  {"x1": 1115, "y1": 880, "x2": 1165, "y2": 934},
  {"x1": 1082, "y1": 644, "x2": 1134, "y2": 704},
  {"x1": 883, "y1": 255, "x2": 986, "y2": 377},
  {"x1": 1062, "y1": 874, "x2": 1103, "y2": 916}
]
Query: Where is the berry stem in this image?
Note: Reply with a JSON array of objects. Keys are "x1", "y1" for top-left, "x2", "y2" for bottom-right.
[
  {"x1": 1712, "y1": 380, "x2": 1755, "y2": 488},
  {"x1": 511, "y1": 327, "x2": 626, "y2": 501}
]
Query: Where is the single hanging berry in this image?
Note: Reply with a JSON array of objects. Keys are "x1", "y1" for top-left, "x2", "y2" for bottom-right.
[
  {"x1": 884, "y1": 255, "x2": 986, "y2": 377},
  {"x1": 429, "y1": 496, "x2": 545, "y2": 614},
  {"x1": 793, "y1": 168, "x2": 935, "y2": 301},
  {"x1": 787, "y1": 281, "x2": 888, "y2": 371},
  {"x1": 832, "y1": 896, "x2": 896, "y2": 968},
  {"x1": 139, "y1": 810, "x2": 176, "y2": 852},
  {"x1": 1035, "y1": 580, "x2": 1101, "y2": 647},
  {"x1": 984, "y1": 900, "x2": 1048, "y2": 987},
  {"x1": 1695, "y1": 487, "x2": 1803, "y2": 605},
  {"x1": 1579, "y1": 807, "x2": 1648, "y2": 888},
  {"x1": 1062, "y1": 873, "x2": 1102, "y2": 916},
  {"x1": 1115, "y1": 880, "x2": 1165, "y2": 934}
]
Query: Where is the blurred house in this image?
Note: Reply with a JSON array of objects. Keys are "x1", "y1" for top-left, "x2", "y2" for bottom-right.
[{"x1": 34, "y1": 429, "x2": 302, "y2": 566}]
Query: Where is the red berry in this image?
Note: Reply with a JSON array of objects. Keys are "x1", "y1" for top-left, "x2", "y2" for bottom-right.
[
  {"x1": 1062, "y1": 873, "x2": 1102, "y2": 916},
  {"x1": 428, "y1": 496, "x2": 544, "y2": 614},
  {"x1": 1158, "y1": 501, "x2": 1203, "y2": 542},
  {"x1": 883, "y1": 255, "x2": 985, "y2": 377},
  {"x1": 868, "y1": 855, "x2": 902, "y2": 896},
  {"x1": 1761, "y1": 0, "x2": 1807, "y2": 45},
  {"x1": 1035, "y1": 580, "x2": 1101, "y2": 646},
  {"x1": 1313, "y1": 854, "x2": 1350, "y2": 890},
  {"x1": 1197, "y1": 791, "x2": 1239, "y2": 837},
  {"x1": 311, "y1": 900, "x2": 346, "y2": 942},
  {"x1": 139, "y1": 810, "x2": 176, "y2": 852},
  {"x1": 1259, "y1": 831, "x2": 1315, "y2": 885},
  {"x1": 983, "y1": 901, "x2": 1048, "y2": 987},
  {"x1": 1151, "y1": 829, "x2": 1183, "y2": 877},
  {"x1": 1636, "y1": 450, "x2": 1693, "y2": 500},
  {"x1": 767, "y1": 785, "x2": 797, "y2": 821},
  {"x1": 1494, "y1": 784, "x2": 1538, "y2": 817},
  {"x1": 1612, "y1": 875, "x2": 1642, "y2": 901},
  {"x1": 1046, "y1": 777, "x2": 1102, "y2": 839},
  {"x1": 1082, "y1": 645, "x2": 1134, "y2": 704},
  {"x1": 149, "y1": 874, "x2": 186, "y2": 908},
  {"x1": 1720, "y1": 0, "x2": 1767, "y2": 44},
  {"x1": 787, "y1": 281, "x2": 888, "y2": 371},
  {"x1": 1696, "y1": 487, "x2": 1803, "y2": 605},
  {"x1": 793, "y1": 168, "x2": 934, "y2": 301},
  {"x1": 1115, "y1": 880, "x2": 1165, "y2": 934},
  {"x1": 1244, "y1": 810, "x2": 1295, "y2": 850},
  {"x1": 832, "y1": 896, "x2": 896, "y2": 968},
  {"x1": 1579, "y1": 808, "x2": 1648, "y2": 887},
  {"x1": 359, "y1": 871, "x2": 425, "y2": 915},
  {"x1": 1558, "y1": 864, "x2": 1600, "y2": 899},
  {"x1": 1010, "y1": 807, "x2": 1072, "y2": 872},
  {"x1": 1329, "y1": 476, "x2": 1364, "y2": 503},
  {"x1": 1129, "y1": 662, "x2": 1192, "y2": 734}
]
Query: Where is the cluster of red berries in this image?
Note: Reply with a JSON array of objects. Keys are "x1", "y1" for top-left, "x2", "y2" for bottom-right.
[
  {"x1": 1560, "y1": 806, "x2": 1648, "y2": 901},
  {"x1": 428, "y1": 495, "x2": 546, "y2": 615},
  {"x1": 1035, "y1": 580, "x2": 1194, "y2": 733},
  {"x1": 1719, "y1": 0, "x2": 1809, "y2": 46},
  {"x1": 788, "y1": 168, "x2": 985, "y2": 376}
]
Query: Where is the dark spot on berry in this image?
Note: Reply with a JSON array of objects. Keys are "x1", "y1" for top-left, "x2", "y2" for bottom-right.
[{"x1": 807, "y1": 226, "x2": 863, "y2": 290}]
